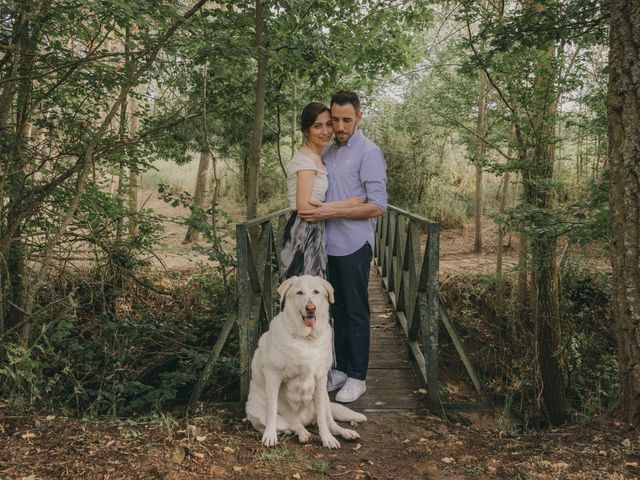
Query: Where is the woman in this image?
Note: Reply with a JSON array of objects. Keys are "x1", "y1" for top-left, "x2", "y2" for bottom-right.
[{"x1": 280, "y1": 102, "x2": 362, "y2": 280}]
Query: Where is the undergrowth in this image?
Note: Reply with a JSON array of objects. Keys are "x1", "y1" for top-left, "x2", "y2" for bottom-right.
[
  {"x1": 0, "y1": 267, "x2": 238, "y2": 417},
  {"x1": 438, "y1": 255, "x2": 616, "y2": 427}
]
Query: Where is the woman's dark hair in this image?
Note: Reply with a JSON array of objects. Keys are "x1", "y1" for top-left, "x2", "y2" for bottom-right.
[{"x1": 300, "y1": 102, "x2": 330, "y2": 134}]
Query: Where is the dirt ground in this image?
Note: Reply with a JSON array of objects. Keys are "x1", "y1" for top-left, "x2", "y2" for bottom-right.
[
  {"x1": 1, "y1": 403, "x2": 638, "y2": 479},
  {"x1": 1, "y1": 198, "x2": 629, "y2": 479}
]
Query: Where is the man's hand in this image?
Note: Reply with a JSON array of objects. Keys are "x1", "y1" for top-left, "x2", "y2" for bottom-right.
[{"x1": 298, "y1": 200, "x2": 334, "y2": 223}]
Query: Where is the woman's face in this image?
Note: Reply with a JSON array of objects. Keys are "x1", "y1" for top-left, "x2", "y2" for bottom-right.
[{"x1": 306, "y1": 111, "x2": 333, "y2": 149}]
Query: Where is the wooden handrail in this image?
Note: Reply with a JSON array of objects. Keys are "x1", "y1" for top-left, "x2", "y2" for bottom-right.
[
  {"x1": 197, "y1": 204, "x2": 491, "y2": 413},
  {"x1": 375, "y1": 206, "x2": 491, "y2": 412}
]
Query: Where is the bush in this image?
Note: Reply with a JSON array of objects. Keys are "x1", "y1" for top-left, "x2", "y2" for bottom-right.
[
  {"x1": 0, "y1": 268, "x2": 239, "y2": 416},
  {"x1": 438, "y1": 260, "x2": 615, "y2": 426}
]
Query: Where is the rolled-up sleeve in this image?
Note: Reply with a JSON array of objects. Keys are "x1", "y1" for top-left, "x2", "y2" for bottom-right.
[{"x1": 361, "y1": 147, "x2": 387, "y2": 213}]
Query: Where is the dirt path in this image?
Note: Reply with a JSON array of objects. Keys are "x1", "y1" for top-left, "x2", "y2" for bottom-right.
[{"x1": 0, "y1": 405, "x2": 636, "y2": 479}]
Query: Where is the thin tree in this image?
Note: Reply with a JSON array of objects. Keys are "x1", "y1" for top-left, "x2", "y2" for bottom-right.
[
  {"x1": 473, "y1": 70, "x2": 489, "y2": 253},
  {"x1": 246, "y1": 0, "x2": 268, "y2": 221},
  {"x1": 184, "y1": 60, "x2": 211, "y2": 244}
]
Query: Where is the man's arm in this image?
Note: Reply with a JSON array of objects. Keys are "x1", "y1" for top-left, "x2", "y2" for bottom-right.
[{"x1": 298, "y1": 200, "x2": 382, "y2": 223}]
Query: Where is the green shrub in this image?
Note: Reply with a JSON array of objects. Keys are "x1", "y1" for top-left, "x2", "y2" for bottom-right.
[{"x1": 0, "y1": 268, "x2": 239, "y2": 416}]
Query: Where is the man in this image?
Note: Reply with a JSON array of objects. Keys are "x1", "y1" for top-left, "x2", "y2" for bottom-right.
[{"x1": 298, "y1": 90, "x2": 387, "y2": 403}]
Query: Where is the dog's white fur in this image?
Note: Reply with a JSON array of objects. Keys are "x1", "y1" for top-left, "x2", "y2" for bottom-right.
[{"x1": 246, "y1": 275, "x2": 366, "y2": 448}]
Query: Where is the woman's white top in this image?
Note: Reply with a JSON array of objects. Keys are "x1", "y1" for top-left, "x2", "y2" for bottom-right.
[{"x1": 287, "y1": 151, "x2": 328, "y2": 209}]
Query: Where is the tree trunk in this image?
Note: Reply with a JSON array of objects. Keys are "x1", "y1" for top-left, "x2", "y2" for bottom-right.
[
  {"x1": 184, "y1": 149, "x2": 210, "y2": 243},
  {"x1": 128, "y1": 94, "x2": 141, "y2": 237},
  {"x1": 525, "y1": 43, "x2": 567, "y2": 425},
  {"x1": 473, "y1": 70, "x2": 489, "y2": 253},
  {"x1": 607, "y1": 0, "x2": 640, "y2": 426},
  {"x1": 291, "y1": 70, "x2": 297, "y2": 159},
  {"x1": 245, "y1": 0, "x2": 268, "y2": 221},
  {"x1": 496, "y1": 124, "x2": 514, "y2": 322}
]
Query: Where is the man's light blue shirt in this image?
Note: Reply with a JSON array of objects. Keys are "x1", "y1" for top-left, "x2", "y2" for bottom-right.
[{"x1": 322, "y1": 130, "x2": 388, "y2": 257}]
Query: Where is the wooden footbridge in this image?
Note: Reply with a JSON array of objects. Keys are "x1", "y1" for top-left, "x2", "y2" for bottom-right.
[{"x1": 190, "y1": 206, "x2": 491, "y2": 414}]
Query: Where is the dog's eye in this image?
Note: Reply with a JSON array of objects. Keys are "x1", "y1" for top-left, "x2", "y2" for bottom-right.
[
  {"x1": 313, "y1": 289, "x2": 319, "y2": 294},
  {"x1": 296, "y1": 290, "x2": 303, "y2": 295}
]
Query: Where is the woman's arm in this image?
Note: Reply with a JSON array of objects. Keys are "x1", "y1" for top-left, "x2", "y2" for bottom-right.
[{"x1": 295, "y1": 169, "x2": 318, "y2": 211}]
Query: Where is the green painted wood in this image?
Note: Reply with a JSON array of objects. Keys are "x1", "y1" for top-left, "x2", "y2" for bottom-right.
[
  {"x1": 235, "y1": 209, "x2": 291, "y2": 401},
  {"x1": 424, "y1": 223, "x2": 440, "y2": 407},
  {"x1": 236, "y1": 223, "x2": 251, "y2": 399},
  {"x1": 232, "y1": 205, "x2": 490, "y2": 414},
  {"x1": 438, "y1": 297, "x2": 491, "y2": 404}
]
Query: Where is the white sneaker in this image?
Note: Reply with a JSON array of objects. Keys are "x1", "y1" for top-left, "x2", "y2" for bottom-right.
[
  {"x1": 335, "y1": 378, "x2": 366, "y2": 403},
  {"x1": 327, "y1": 369, "x2": 348, "y2": 392}
]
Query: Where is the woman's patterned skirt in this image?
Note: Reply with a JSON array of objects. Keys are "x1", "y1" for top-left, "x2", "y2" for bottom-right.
[{"x1": 280, "y1": 211, "x2": 327, "y2": 280}]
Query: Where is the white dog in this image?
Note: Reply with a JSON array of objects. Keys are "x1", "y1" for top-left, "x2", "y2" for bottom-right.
[{"x1": 245, "y1": 275, "x2": 366, "y2": 448}]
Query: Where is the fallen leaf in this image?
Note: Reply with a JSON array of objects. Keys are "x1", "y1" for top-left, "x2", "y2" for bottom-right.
[
  {"x1": 209, "y1": 465, "x2": 227, "y2": 476},
  {"x1": 171, "y1": 447, "x2": 186, "y2": 465},
  {"x1": 418, "y1": 389, "x2": 428, "y2": 394},
  {"x1": 441, "y1": 457, "x2": 455, "y2": 464},
  {"x1": 20, "y1": 476, "x2": 36, "y2": 480},
  {"x1": 223, "y1": 446, "x2": 235, "y2": 454},
  {"x1": 353, "y1": 443, "x2": 362, "y2": 451},
  {"x1": 21, "y1": 432, "x2": 36, "y2": 440},
  {"x1": 233, "y1": 466, "x2": 243, "y2": 472},
  {"x1": 196, "y1": 435, "x2": 207, "y2": 442},
  {"x1": 402, "y1": 439, "x2": 410, "y2": 443},
  {"x1": 418, "y1": 437, "x2": 428, "y2": 443},
  {"x1": 625, "y1": 462, "x2": 639, "y2": 467},
  {"x1": 336, "y1": 465, "x2": 347, "y2": 470},
  {"x1": 45, "y1": 415, "x2": 56, "y2": 421},
  {"x1": 598, "y1": 450, "x2": 608, "y2": 456},
  {"x1": 292, "y1": 473, "x2": 301, "y2": 479},
  {"x1": 368, "y1": 460, "x2": 374, "y2": 465},
  {"x1": 191, "y1": 451, "x2": 205, "y2": 459},
  {"x1": 622, "y1": 438, "x2": 632, "y2": 448}
]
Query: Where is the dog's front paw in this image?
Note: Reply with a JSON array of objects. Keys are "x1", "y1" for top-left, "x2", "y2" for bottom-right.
[
  {"x1": 338, "y1": 428, "x2": 360, "y2": 440},
  {"x1": 261, "y1": 429, "x2": 278, "y2": 447},
  {"x1": 321, "y1": 434, "x2": 341, "y2": 449},
  {"x1": 297, "y1": 428, "x2": 312, "y2": 443}
]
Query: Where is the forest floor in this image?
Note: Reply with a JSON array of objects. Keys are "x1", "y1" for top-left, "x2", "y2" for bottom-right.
[{"x1": 0, "y1": 198, "x2": 631, "y2": 480}]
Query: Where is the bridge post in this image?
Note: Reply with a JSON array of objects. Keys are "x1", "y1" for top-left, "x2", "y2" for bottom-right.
[
  {"x1": 236, "y1": 223, "x2": 251, "y2": 401},
  {"x1": 425, "y1": 222, "x2": 440, "y2": 408}
]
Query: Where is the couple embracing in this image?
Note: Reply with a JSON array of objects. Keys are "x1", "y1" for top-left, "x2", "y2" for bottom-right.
[{"x1": 280, "y1": 90, "x2": 387, "y2": 404}]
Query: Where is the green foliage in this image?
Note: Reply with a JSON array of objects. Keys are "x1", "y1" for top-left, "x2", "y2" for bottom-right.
[
  {"x1": 0, "y1": 269, "x2": 237, "y2": 416},
  {"x1": 439, "y1": 262, "x2": 615, "y2": 426}
]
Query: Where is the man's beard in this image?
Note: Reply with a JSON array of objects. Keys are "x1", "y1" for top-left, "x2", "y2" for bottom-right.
[{"x1": 334, "y1": 131, "x2": 352, "y2": 146}]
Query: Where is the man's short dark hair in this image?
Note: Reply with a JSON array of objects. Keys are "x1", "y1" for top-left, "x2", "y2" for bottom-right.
[{"x1": 330, "y1": 90, "x2": 360, "y2": 113}]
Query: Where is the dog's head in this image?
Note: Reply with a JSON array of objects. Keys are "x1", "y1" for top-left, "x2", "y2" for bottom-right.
[{"x1": 278, "y1": 275, "x2": 334, "y2": 332}]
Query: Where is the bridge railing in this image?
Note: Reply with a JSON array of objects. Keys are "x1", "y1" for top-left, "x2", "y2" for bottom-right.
[
  {"x1": 375, "y1": 205, "x2": 490, "y2": 411},
  {"x1": 210, "y1": 204, "x2": 489, "y2": 411},
  {"x1": 375, "y1": 205, "x2": 441, "y2": 406},
  {"x1": 235, "y1": 207, "x2": 292, "y2": 399}
]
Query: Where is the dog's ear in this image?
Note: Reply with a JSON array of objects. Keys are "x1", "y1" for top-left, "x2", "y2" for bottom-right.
[
  {"x1": 321, "y1": 278, "x2": 334, "y2": 304},
  {"x1": 278, "y1": 276, "x2": 297, "y2": 310}
]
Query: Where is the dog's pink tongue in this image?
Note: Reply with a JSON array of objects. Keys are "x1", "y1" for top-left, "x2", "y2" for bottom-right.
[{"x1": 304, "y1": 316, "x2": 316, "y2": 327}]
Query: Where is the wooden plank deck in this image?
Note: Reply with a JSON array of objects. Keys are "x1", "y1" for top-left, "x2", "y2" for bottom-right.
[{"x1": 329, "y1": 264, "x2": 423, "y2": 413}]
